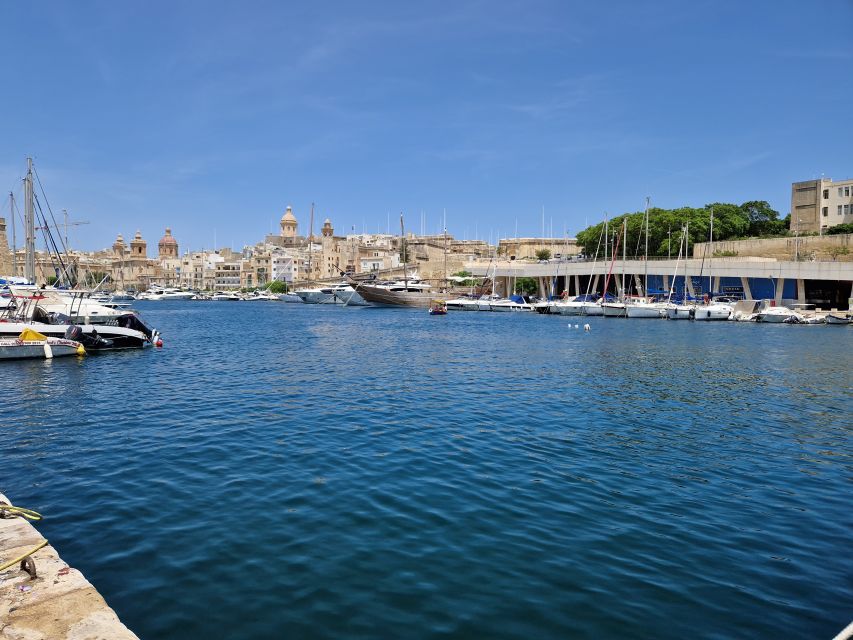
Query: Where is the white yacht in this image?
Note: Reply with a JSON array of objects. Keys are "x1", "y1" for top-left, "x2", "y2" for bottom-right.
[
  {"x1": 488, "y1": 297, "x2": 534, "y2": 312},
  {"x1": 211, "y1": 291, "x2": 242, "y2": 301},
  {"x1": 625, "y1": 300, "x2": 667, "y2": 318},
  {"x1": 755, "y1": 306, "x2": 803, "y2": 323}
]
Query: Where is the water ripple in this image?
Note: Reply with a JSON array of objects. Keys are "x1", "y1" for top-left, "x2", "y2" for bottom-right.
[{"x1": 1, "y1": 302, "x2": 850, "y2": 639}]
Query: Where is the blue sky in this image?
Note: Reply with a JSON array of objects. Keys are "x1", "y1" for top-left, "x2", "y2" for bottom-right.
[{"x1": 1, "y1": 1, "x2": 852, "y2": 252}]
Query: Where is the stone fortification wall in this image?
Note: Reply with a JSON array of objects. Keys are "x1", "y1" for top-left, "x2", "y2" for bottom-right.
[{"x1": 693, "y1": 233, "x2": 852, "y2": 262}]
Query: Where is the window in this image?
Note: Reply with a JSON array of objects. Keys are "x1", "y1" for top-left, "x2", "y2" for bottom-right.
[
  {"x1": 839, "y1": 187, "x2": 844, "y2": 197},
  {"x1": 822, "y1": 207, "x2": 828, "y2": 217},
  {"x1": 846, "y1": 187, "x2": 851, "y2": 197},
  {"x1": 839, "y1": 205, "x2": 843, "y2": 215},
  {"x1": 845, "y1": 205, "x2": 850, "y2": 215},
  {"x1": 823, "y1": 189, "x2": 829, "y2": 199}
]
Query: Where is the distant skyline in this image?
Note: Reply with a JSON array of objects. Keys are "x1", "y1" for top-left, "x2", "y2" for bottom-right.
[{"x1": 1, "y1": 1, "x2": 852, "y2": 252}]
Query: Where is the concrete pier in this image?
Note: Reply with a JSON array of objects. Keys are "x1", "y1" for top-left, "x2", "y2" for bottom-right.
[{"x1": 0, "y1": 492, "x2": 138, "y2": 640}]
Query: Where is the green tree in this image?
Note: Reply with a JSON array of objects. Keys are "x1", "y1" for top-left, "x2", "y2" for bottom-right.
[
  {"x1": 826, "y1": 223, "x2": 853, "y2": 235},
  {"x1": 268, "y1": 280, "x2": 287, "y2": 293},
  {"x1": 514, "y1": 277, "x2": 539, "y2": 295},
  {"x1": 741, "y1": 201, "x2": 786, "y2": 236},
  {"x1": 535, "y1": 248, "x2": 552, "y2": 261}
]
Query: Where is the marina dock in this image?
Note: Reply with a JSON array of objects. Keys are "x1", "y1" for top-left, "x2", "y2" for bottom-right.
[{"x1": 0, "y1": 492, "x2": 137, "y2": 639}]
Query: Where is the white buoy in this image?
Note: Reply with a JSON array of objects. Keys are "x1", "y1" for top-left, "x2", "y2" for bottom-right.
[
  {"x1": 574, "y1": 324, "x2": 579, "y2": 329},
  {"x1": 584, "y1": 323, "x2": 591, "y2": 332},
  {"x1": 43, "y1": 342, "x2": 53, "y2": 359}
]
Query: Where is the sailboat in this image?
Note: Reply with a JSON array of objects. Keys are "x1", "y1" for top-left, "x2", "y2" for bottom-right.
[
  {"x1": 665, "y1": 223, "x2": 694, "y2": 320},
  {"x1": 693, "y1": 208, "x2": 733, "y2": 321},
  {"x1": 601, "y1": 219, "x2": 628, "y2": 317},
  {"x1": 626, "y1": 198, "x2": 667, "y2": 318}
]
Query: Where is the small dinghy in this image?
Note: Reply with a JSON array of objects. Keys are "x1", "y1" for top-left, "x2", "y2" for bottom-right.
[
  {"x1": 428, "y1": 299, "x2": 448, "y2": 316},
  {"x1": 0, "y1": 328, "x2": 85, "y2": 361},
  {"x1": 825, "y1": 313, "x2": 851, "y2": 325}
]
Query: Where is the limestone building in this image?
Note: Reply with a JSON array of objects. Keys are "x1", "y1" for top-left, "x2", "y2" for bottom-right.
[
  {"x1": 791, "y1": 177, "x2": 853, "y2": 234},
  {"x1": 0, "y1": 218, "x2": 11, "y2": 275}
]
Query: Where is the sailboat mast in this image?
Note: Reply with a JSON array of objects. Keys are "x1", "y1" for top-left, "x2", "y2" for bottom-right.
[
  {"x1": 621, "y1": 219, "x2": 626, "y2": 300},
  {"x1": 400, "y1": 213, "x2": 408, "y2": 291},
  {"x1": 307, "y1": 202, "x2": 314, "y2": 282},
  {"x1": 644, "y1": 197, "x2": 650, "y2": 298},
  {"x1": 603, "y1": 213, "x2": 608, "y2": 297},
  {"x1": 24, "y1": 158, "x2": 35, "y2": 283},
  {"x1": 9, "y1": 192, "x2": 17, "y2": 274},
  {"x1": 709, "y1": 207, "x2": 714, "y2": 296}
]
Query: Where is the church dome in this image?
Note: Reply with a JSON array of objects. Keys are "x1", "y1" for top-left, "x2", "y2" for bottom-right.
[
  {"x1": 281, "y1": 206, "x2": 297, "y2": 223},
  {"x1": 159, "y1": 228, "x2": 177, "y2": 246}
]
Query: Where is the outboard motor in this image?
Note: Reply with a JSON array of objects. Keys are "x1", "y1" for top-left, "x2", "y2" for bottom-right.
[{"x1": 64, "y1": 325, "x2": 84, "y2": 342}]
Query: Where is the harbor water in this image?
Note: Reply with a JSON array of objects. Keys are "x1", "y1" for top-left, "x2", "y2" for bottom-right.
[{"x1": 2, "y1": 302, "x2": 851, "y2": 639}]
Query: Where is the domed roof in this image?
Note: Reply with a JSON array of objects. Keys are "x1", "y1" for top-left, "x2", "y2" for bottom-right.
[
  {"x1": 323, "y1": 218, "x2": 332, "y2": 225},
  {"x1": 114, "y1": 233, "x2": 124, "y2": 243},
  {"x1": 131, "y1": 230, "x2": 144, "y2": 242},
  {"x1": 159, "y1": 227, "x2": 177, "y2": 245},
  {"x1": 281, "y1": 205, "x2": 297, "y2": 223}
]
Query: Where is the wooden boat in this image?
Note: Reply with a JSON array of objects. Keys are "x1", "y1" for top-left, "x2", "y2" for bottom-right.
[{"x1": 0, "y1": 328, "x2": 85, "y2": 360}]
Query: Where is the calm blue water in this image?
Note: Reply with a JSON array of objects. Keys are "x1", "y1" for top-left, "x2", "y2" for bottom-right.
[{"x1": 2, "y1": 302, "x2": 851, "y2": 639}]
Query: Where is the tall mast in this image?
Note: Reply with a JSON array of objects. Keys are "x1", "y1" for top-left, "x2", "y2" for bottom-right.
[
  {"x1": 24, "y1": 158, "x2": 35, "y2": 283},
  {"x1": 9, "y1": 192, "x2": 17, "y2": 274},
  {"x1": 400, "y1": 213, "x2": 407, "y2": 290},
  {"x1": 644, "y1": 197, "x2": 650, "y2": 298},
  {"x1": 709, "y1": 207, "x2": 714, "y2": 296},
  {"x1": 621, "y1": 218, "x2": 626, "y2": 300},
  {"x1": 603, "y1": 213, "x2": 608, "y2": 297},
  {"x1": 307, "y1": 202, "x2": 314, "y2": 282}
]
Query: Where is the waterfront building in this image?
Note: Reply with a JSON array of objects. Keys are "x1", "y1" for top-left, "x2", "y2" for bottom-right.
[
  {"x1": 791, "y1": 177, "x2": 853, "y2": 234},
  {"x1": 497, "y1": 236, "x2": 580, "y2": 260}
]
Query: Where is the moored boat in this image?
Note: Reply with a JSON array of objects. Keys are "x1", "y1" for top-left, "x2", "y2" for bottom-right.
[{"x1": 0, "y1": 328, "x2": 85, "y2": 360}]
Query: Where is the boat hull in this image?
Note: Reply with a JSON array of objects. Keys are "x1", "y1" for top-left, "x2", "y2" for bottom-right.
[
  {"x1": 692, "y1": 305, "x2": 733, "y2": 321},
  {"x1": 0, "y1": 338, "x2": 83, "y2": 360},
  {"x1": 0, "y1": 323, "x2": 150, "y2": 351},
  {"x1": 353, "y1": 283, "x2": 435, "y2": 308},
  {"x1": 826, "y1": 314, "x2": 850, "y2": 325},
  {"x1": 602, "y1": 303, "x2": 627, "y2": 317},
  {"x1": 625, "y1": 304, "x2": 666, "y2": 318}
]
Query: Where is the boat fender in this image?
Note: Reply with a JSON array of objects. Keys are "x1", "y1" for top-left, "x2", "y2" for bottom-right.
[
  {"x1": 155, "y1": 337, "x2": 164, "y2": 348},
  {"x1": 43, "y1": 342, "x2": 53, "y2": 359},
  {"x1": 76, "y1": 344, "x2": 86, "y2": 356}
]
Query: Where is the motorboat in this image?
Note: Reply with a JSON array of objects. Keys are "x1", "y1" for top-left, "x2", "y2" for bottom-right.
[
  {"x1": 665, "y1": 303, "x2": 694, "y2": 320},
  {"x1": 331, "y1": 283, "x2": 369, "y2": 306},
  {"x1": 755, "y1": 306, "x2": 803, "y2": 323},
  {"x1": 139, "y1": 287, "x2": 195, "y2": 301},
  {"x1": 245, "y1": 290, "x2": 280, "y2": 301},
  {"x1": 294, "y1": 286, "x2": 337, "y2": 304},
  {"x1": 278, "y1": 293, "x2": 303, "y2": 303},
  {"x1": 2, "y1": 290, "x2": 158, "y2": 350},
  {"x1": 211, "y1": 291, "x2": 242, "y2": 301},
  {"x1": 488, "y1": 296, "x2": 534, "y2": 312},
  {"x1": 0, "y1": 327, "x2": 86, "y2": 360},
  {"x1": 826, "y1": 313, "x2": 851, "y2": 325}
]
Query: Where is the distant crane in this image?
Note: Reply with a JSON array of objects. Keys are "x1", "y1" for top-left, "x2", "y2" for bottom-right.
[{"x1": 61, "y1": 210, "x2": 90, "y2": 250}]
